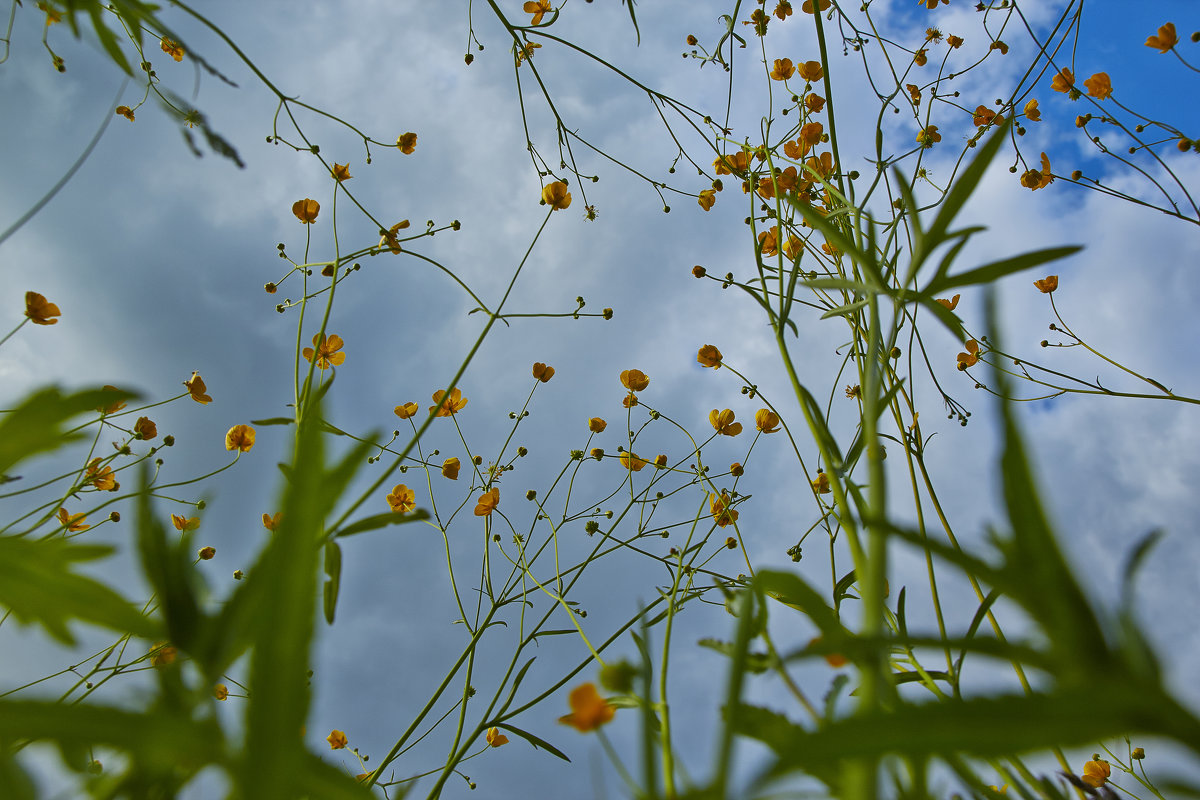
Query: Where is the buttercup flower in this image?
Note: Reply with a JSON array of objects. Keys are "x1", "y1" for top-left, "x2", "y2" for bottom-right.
[
  {"x1": 710, "y1": 491, "x2": 739, "y2": 527},
  {"x1": 430, "y1": 387, "x2": 468, "y2": 416},
  {"x1": 620, "y1": 369, "x2": 650, "y2": 392},
  {"x1": 172, "y1": 514, "x2": 200, "y2": 531},
  {"x1": 263, "y1": 512, "x2": 283, "y2": 531},
  {"x1": 758, "y1": 227, "x2": 779, "y2": 257},
  {"x1": 1145, "y1": 22, "x2": 1178, "y2": 53},
  {"x1": 589, "y1": 417, "x2": 607, "y2": 433},
  {"x1": 590, "y1": 447, "x2": 604, "y2": 460},
  {"x1": 331, "y1": 163, "x2": 352, "y2": 182},
  {"x1": 57, "y1": 507, "x2": 89, "y2": 532},
  {"x1": 800, "y1": 121, "x2": 824, "y2": 148},
  {"x1": 184, "y1": 372, "x2": 212, "y2": 404},
  {"x1": 990, "y1": 40, "x2": 1010, "y2": 55},
  {"x1": 1034, "y1": 275, "x2": 1059, "y2": 293},
  {"x1": 387, "y1": 484, "x2": 416, "y2": 513},
  {"x1": 225, "y1": 424, "x2": 255, "y2": 452},
  {"x1": 1020, "y1": 152, "x2": 1054, "y2": 191},
  {"x1": 620, "y1": 451, "x2": 647, "y2": 471},
  {"x1": 774, "y1": 1, "x2": 793, "y2": 20},
  {"x1": 396, "y1": 132, "x2": 418, "y2": 153},
  {"x1": 292, "y1": 198, "x2": 320, "y2": 223},
  {"x1": 697, "y1": 344, "x2": 723, "y2": 368},
  {"x1": 116, "y1": 106, "x2": 135, "y2": 121},
  {"x1": 474, "y1": 487, "x2": 500, "y2": 516},
  {"x1": 916, "y1": 125, "x2": 941, "y2": 148},
  {"x1": 914, "y1": 48, "x2": 928, "y2": 67},
  {"x1": 524, "y1": 0, "x2": 552, "y2": 24},
  {"x1": 935, "y1": 294, "x2": 960, "y2": 310},
  {"x1": 542, "y1": 181, "x2": 572, "y2": 210},
  {"x1": 1024, "y1": 98, "x2": 1041, "y2": 121},
  {"x1": 134, "y1": 416, "x2": 157, "y2": 440},
  {"x1": 558, "y1": 683, "x2": 615, "y2": 732},
  {"x1": 160, "y1": 37, "x2": 185, "y2": 61},
  {"x1": 654, "y1": 454, "x2": 668, "y2": 468},
  {"x1": 801, "y1": 0, "x2": 830, "y2": 12},
  {"x1": 532, "y1": 362, "x2": 555, "y2": 382},
  {"x1": 486, "y1": 727, "x2": 510, "y2": 747},
  {"x1": 214, "y1": 684, "x2": 228, "y2": 701},
  {"x1": 730, "y1": 462, "x2": 744, "y2": 476},
  {"x1": 770, "y1": 58, "x2": 795, "y2": 80},
  {"x1": 1081, "y1": 760, "x2": 1110, "y2": 788},
  {"x1": 946, "y1": 34, "x2": 963, "y2": 48},
  {"x1": 798, "y1": 60, "x2": 823, "y2": 81},
  {"x1": 150, "y1": 642, "x2": 176, "y2": 667},
  {"x1": 973, "y1": 105, "x2": 1001, "y2": 127},
  {"x1": 805, "y1": 93, "x2": 826, "y2": 113},
  {"x1": 713, "y1": 151, "x2": 751, "y2": 175},
  {"x1": 1051, "y1": 68, "x2": 1074, "y2": 93},
  {"x1": 303, "y1": 333, "x2": 346, "y2": 370},
  {"x1": 710, "y1": 409, "x2": 743, "y2": 436},
  {"x1": 957, "y1": 339, "x2": 980, "y2": 369},
  {"x1": 198, "y1": 546, "x2": 216, "y2": 560},
  {"x1": 698, "y1": 188, "x2": 716, "y2": 210},
  {"x1": 811, "y1": 472, "x2": 831, "y2": 494},
  {"x1": 755, "y1": 409, "x2": 781, "y2": 433},
  {"x1": 86, "y1": 458, "x2": 117, "y2": 491},
  {"x1": 622, "y1": 392, "x2": 639, "y2": 408},
  {"x1": 1083, "y1": 72, "x2": 1112, "y2": 99},
  {"x1": 380, "y1": 220, "x2": 411, "y2": 254},
  {"x1": 394, "y1": 402, "x2": 418, "y2": 419},
  {"x1": 442, "y1": 457, "x2": 461, "y2": 480},
  {"x1": 24, "y1": 291, "x2": 61, "y2": 325},
  {"x1": 327, "y1": 730, "x2": 348, "y2": 750}
]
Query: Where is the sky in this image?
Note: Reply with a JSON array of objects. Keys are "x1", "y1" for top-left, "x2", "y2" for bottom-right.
[{"x1": 2, "y1": 1, "x2": 1200, "y2": 798}]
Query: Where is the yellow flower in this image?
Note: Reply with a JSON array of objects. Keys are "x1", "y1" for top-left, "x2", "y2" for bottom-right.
[
  {"x1": 622, "y1": 392, "x2": 639, "y2": 408},
  {"x1": 380, "y1": 220, "x2": 410, "y2": 254},
  {"x1": 935, "y1": 294, "x2": 960, "y2": 310},
  {"x1": 1034, "y1": 275, "x2": 1059, "y2": 293},
  {"x1": 589, "y1": 417, "x2": 607, "y2": 433},
  {"x1": 172, "y1": 514, "x2": 200, "y2": 531},
  {"x1": 990, "y1": 40, "x2": 1009, "y2": 54},
  {"x1": 710, "y1": 491, "x2": 739, "y2": 527},
  {"x1": 755, "y1": 409, "x2": 781, "y2": 433},
  {"x1": 797, "y1": 60, "x2": 823, "y2": 81},
  {"x1": 442, "y1": 457, "x2": 461, "y2": 480},
  {"x1": 973, "y1": 105, "x2": 1002, "y2": 127},
  {"x1": 620, "y1": 451, "x2": 647, "y2": 471},
  {"x1": 523, "y1": 0, "x2": 552, "y2": 24},
  {"x1": 774, "y1": 1, "x2": 793, "y2": 20},
  {"x1": 916, "y1": 125, "x2": 941, "y2": 148},
  {"x1": 709, "y1": 409, "x2": 743, "y2": 436},
  {"x1": 698, "y1": 188, "x2": 716, "y2": 211},
  {"x1": 327, "y1": 730, "x2": 348, "y2": 750},
  {"x1": 302, "y1": 333, "x2": 346, "y2": 370},
  {"x1": 486, "y1": 727, "x2": 510, "y2": 747},
  {"x1": 811, "y1": 472, "x2": 831, "y2": 494},
  {"x1": 946, "y1": 34, "x2": 963, "y2": 48},
  {"x1": 770, "y1": 58, "x2": 795, "y2": 80},
  {"x1": 590, "y1": 447, "x2": 604, "y2": 460},
  {"x1": 654, "y1": 454, "x2": 668, "y2": 468},
  {"x1": 331, "y1": 163, "x2": 352, "y2": 182},
  {"x1": 957, "y1": 339, "x2": 980, "y2": 369},
  {"x1": 730, "y1": 462, "x2": 744, "y2": 476},
  {"x1": 532, "y1": 362, "x2": 556, "y2": 382},
  {"x1": 150, "y1": 641, "x2": 176, "y2": 667},
  {"x1": 115, "y1": 106, "x2": 135, "y2": 121},
  {"x1": 57, "y1": 507, "x2": 89, "y2": 532},
  {"x1": 24, "y1": 291, "x2": 61, "y2": 325},
  {"x1": 184, "y1": 372, "x2": 212, "y2": 404},
  {"x1": 214, "y1": 684, "x2": 228, "y2": 701},
  {"x1": 86, "y1": 458, "x2": 118, "y2": 491},
  {"x1": 263, "y1": 512, "x2": 283, "y2": 531},
  {"x1": 542, "y1": 181, "x2": 572, "y2": 210},
  {"x1": 1145, "y1": 22, "x2": 1178, "y2": 53},
  {"x1": 620, "y1": 369, "x2": 650, "y2": 392},
  {"x1": 134, "y1": 416, "x2": 157, "y2": 440},
  {"x1": 37, "y1": 1, "x2": 61, "y2": 24},
  {"x1": 1023, "y1": 98, "x2": 1041, "y2": 121},
  {"x1": 1020, "y1": 152, "x2": 1054, "y2": 191},
  {"x1": 225, "y1": 424, "x2": 255, "y2": 452},
  {"x1": 95, "y1": 385, "x2": 127, "y2": 415},
  {"x1": 801, "y1": 0, "x2": 830, "y2": 11},
  {"x1": 806, "y1": 93, "x2": 826, "y2": 113},
  {"x1": 1083, "y1": 72, "x2": 1112, "y2": 99},
  {"x1": 558, "y1": 683, "x2": 615, "y2": 732},
  {"x1": 387, "y1": 484, "x2": 416, "y2": 513},
  {"x1": 474, "y1": 487, "x2": 500, "y2": 517},
  {"x1": 914, "y1": 48, "x2": 928, "y2": 67},
  {"x1": 697, "y1": 344, "x2": 723, "y2": 368},
  {"x1": 160, "y1": 37, "x2": 185, "y2": 62},
  {"x1": 396, "y1": 132, "x2": 418, "y2": 153},
  {"x1": 430, "y1": 387, "x2": 468, "y2": 416},
  {"x1": 1051, "y1": 68, "x2": 1074, "y2": 93},
  {"x1": 198, "y1": 546, "x2": 216, "y2": 560},
  {"x1": 394, "y1": 401, "x2": 418, "y2": 419},
  {"x1": 1081, "y1": 760, "x2": 1110, "y2": 788},
  {"x1": 292, "y1": 198, "x2": 320, "y2": 224}
]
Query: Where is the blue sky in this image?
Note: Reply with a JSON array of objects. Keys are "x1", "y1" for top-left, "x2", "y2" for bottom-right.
[{"x1": 3, "y1": 1, "x2": 1200, "y2": 797}]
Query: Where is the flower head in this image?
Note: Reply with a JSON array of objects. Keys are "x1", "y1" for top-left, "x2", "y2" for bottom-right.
[
  {"x1": 198, "y1": 546, "x2": 216, "y2": 560},
  {"x1": 263, "y1": 512, "x2": 283, "y2": 531},
  {"x1": 532, "y1": 362, "x2": 555, "y2": 382},
  {"x1": 620, "y1": 369, "x2": 650, "y2": 392},
  {"x1": 474, "y1": 487, "x2": 500, "y2": 517},
  {"x1": 710, "y1": 491, "x2": 739, "y2": 527},
  {"x1": 430, "y1": 387, "x2": 468, "y2": 416},
  {"x1": 524, "y1": 0, "x2": 552, "y2": 25},
  {"x1": 935, "y1": 294, "x2": 960, "y2": 310},
  {"x1": 558, "y1": 683, "x2": 615, "y2": 732},
  {"x1": 57, "y1": 507, "x2": 89, "y2": 532},
  {"x1": 1034, "y1": 275, "x2": 1059, "y2": 293},
  {"x1": 1024, "y1": 98, "x2": 1041, "y2": 121},
  {"x1": 973, "y1": 105, "x2": 1002, "y2": 127},
  {"x1": 916, "y1": 125, "x2": 941, "y2": 148},
  {"x1": 486, "y1": 727, "x2": 510, "y2": 747},
  {"x1": 542, "y1": 181, "x2": 572, "y2": 211},
  {"x1": 442, "y1": 457, "x2": 461, "y2": 480},
  {"x1": 801, "y1": 0, "x2": 830, "y2": 11},
  {"x1": 1051, "y1": 68, "x2": 1074, "y2": 94},
  {"x1": 755, "y1": 409, "x2": 781, "y2": 433},
  {"x1": 180, "y1": 372, "x2": 211, "y2": 405},
  {"x1": 1081, "y1": 760, "x2": 1110, "y2": 788},
  {"x1": 620, "y1": 451, "x2": 647, "y2": 471},
  {"x1": 292, "y1": 198, "x2": 320, "y2": 224},
  {"x1": 302, "y1": 333, "x2": 346, "y2": 370},
  {"x1": 134, "y1": 416, "x2": 158, "y2": 440},
  {"x1": 1020, "y1": 152, "x2": 1054, "y2": 191},
  {"x1": 86, "y1": 458, "x2": 117, "y2": 491},
  {"x1": 709, "y1": 409, "x2": 743, "y2": 436},
  {"x1": 150, "y1": 641, "x2": 176, "y2": 667},
  {"x1": 1083, "y1": 72, "x2": 1112, "y2": 99},
  {"x1": 116, "y1": 106, "x2": 135, "y2": 121},
  {"x1": 331, "y1": 163, "x2": 352, "y2": 182},
  {"x1": 655, "y1": 454, "x2": 668, "y2": 468},
  {"x1": 698, "y1": 188, "x2": 717, "y2": 211},
  {"x1": 387, "y1": 484, "x2": 416, "y2": 513},
  {"x1": 394, "y1": 402, "x2": 418, "y2": 419},
  {"x1": 697, "y1": 344, "x2": 723, "y2": 368},
  {"x1": 225, "y1": 424, "x2": 256, "y2": 452},
  {"x1": 770, "y1": 58, "x2": 795, "y2": 81},
  {"x1": 811, "y1": 472, "x2": 831, "y2": 494},
  {"x1": 214, "y1": 684, "x2": 228, "y2": 700},
  {"x1": 160, "y1": 37, "x2": 185, "y2": 61},
  {"x1": 957, "y1": 339, "x2": 981, "y2": 369},
  {"x1": 25, "y1": 291, "x2": 61, "y2": 325},
  {"x1": 798, "y1": 60, "x2": 823, "y2": 82},
  {"x1": 947, "y1": 34, "x2": 963, "y2": 48},
  {"x1": 1145, "y1": 22, "x2": 1178, "y2": 53},
  {"x1": 396, "y1": 132, "x2": 418, "y2": 153},
  {"x1": 380, "y1": 219, "x2": 410, "y2": 254},
  {"x1": 730, "y1": 462, "x2": 744, "y2": 476},
  {"x1": 327, "y1": 730, "x2": 348, "y2": 750},
  {"x1": 589, "y1": 417, "x2": 607, "y2": 433},
  {"x1": 172, "y1": 514, "x2": 200, "y2": 531}
]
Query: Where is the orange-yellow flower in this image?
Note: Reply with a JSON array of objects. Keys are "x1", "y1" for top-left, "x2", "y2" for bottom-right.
[
  {"x1": 115, "y1": 106, "x2": 135, "y2": 121},
  {"x1": 430, "y1": 387, "x2": 468, "y2": 416},
  {"x1": 542, "y1": 181, "x2": 572, "y2": 211},
  {"x1": 524, "y1": 0, "x2": 552, "y2": 25},
  {"x1": 590, "y1": 447, "x2": 604, "y2": 460},
  {"x1": 396, "y1": 132, "x2": 418, "y2": 153},
  {"x1": 532, "y1": 362, "x2": 556, "y2": 382},
  {"x1": 558, "y1": 683, "x2": 615, "y2": 732},
  {"x1": 1145, "y1": 22, "x2": 1178, "y2": 53},
  {"x1": 1083, "y1": 72, "x2": 1112, "y2": 100},
  {"x1": 710, "y1": 491, "x2": 739, "y2": 527},
  {"x1": 1023, "y1": 98, "x2": 1041, "y2": 121},
  {"x1": 1051, "y1": 68, "x2": 1074, "y2": 93},
  {"x1": 292, "y1": 198, "x2": 320, "y2": 223},
  {"x1": 755, "y1": 409, "x2": 781, "y2": 433},
  {"x1": 914, "y1": 48, "x2": 928, "y2": 67},
  {"x1": 946, "y1": 34, "x2": 963, "y2": 48},
  {"x1": 198, "y1": 546, "x2": 216, "y2": 560},
  {"x1": 57, "y1": 507, "x2": 89, "y2": 532},
  {"x1": 184, "y1": 372, "x2": 212, "y2": 404},
  {"x1": 263, "y1": 512, "x2": 283, "y2": 531},
  {"x1": 302, "y1": 333, "x2": 346, "y2": 370},
  {"x1": 972, "y1": 105, "x2": 1002, "y2": 127},
  {"x1": 758, "y1": 226, "x2": 779, "y2": 257},
  {"x1": 380, "y1": 219, "x2": 410, "y2": 254},
  {"x1": 730, "y1": 462, "x2": 744, "y2": 476},
  {"x1": 394, "y1": 401, "x2": 418, "y2": 419},
  {"x1": 774, "y1": 1, "x2": 793, "y2": 20},
  {"x1": 710, "y1": 409, "x2": 743, "y2": 436},
  {"x1": 327, "y1": 730, "x2": 348, "y2": 750},
  {"x1": 474, "y1": 487, "x2": 500, "y2": 516},
  {"x1": 770, "y1": 58, "x2": 795, "y2": 81},
  {"x1": 654, "y1": 454, "x2": 668, "y2": 468},
  {"x1": 331, "y1": 163, "x2": 352, "y2": 182},
  {"x1": 86, "y1": 458, "x2": 117, "y2": 491},
  {"x1": 1020, "y1": 152, "x2": 1054, "y2": 191},
  {"x1": 811, "y1": 472, "x2": 831, "y2": 494},
  {"x1": 935, "y1": 294, "x2": 960, "y2": 310},
  {"x1": 589, "y1": 417, "x2": 607, "y2": 433},
  {"x1": 957, "y1": 339, "x2": 981, "y2": 369},
  {"x1": 225, "y1": 424, "x2": 255, "y2": 453},
  {"x1": 801, "y1": 0, "x2": 830, "y2": 11},
  {"x1": 214, "y1": 684, "x2": 228, "y2": 700},
  {"x1": 24, "y1": 291, "x2": 61, "y2": 325},
  {"x1": 1081, "y1": 760, "x2": 1110, "y2": 788},
  {"x1": 442, "y1": 457, "x2": 461, "y2": 480},
  {"x1": 150, "y1": 641, "x2": 176, "y2": 667},
  {"x1": 698, "y1": 188, "x2": 716, "y2": 211},
  {"x1": 160, "y1": 37, "x2": 185, "y2": 62},
  {"x1": 620, "y1": 369, "x2": 650, "y2": 392},
  {"x1": 797, "y1": 60, "x2": 823, "y2": 82},
  {"x1": 1034, "y1": 275, "x2": 1059, "y2": 293},
  {"x1": 134, "y1": 416, "x2": 157, "y2": 440},
  {"x1": 620, "y1": 451, "x2": 647, "y2": 471},
  {"x1": 916, "y1": 125, "x2": 941, "y2": 148},
  {"x1": 38, "y1": 1, "x2": 62, "y2": 24},
  {"x1": 622, "y1": 392, "x2": 639, "y2": 408},
  {"x1": 806, "y1": 93, "x2": 826, "y2": 113},
  {"x1": 172, "y1": 514, "x2": 200, "y2": 531},
  {"x1": 697, "y1": 344, "x2": 723, "y2": 368},
  {"x1": 713, "y1": 151, "x2": 751, "y2": 175},
  {"x1": 486, "y1": 727, "x2": 509, "y2": 747},
  {"x1": 387, "y1": 484, "x2": 416, "y2": 513},
  {"x1": 805, "y1": 152, "x2": 836, "y2": 180}
]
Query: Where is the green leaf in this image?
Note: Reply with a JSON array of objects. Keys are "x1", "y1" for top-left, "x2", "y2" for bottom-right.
[
  {"x1": 697, "y1": 638, "x2": 773, "y2": 673},
  {"x1": 926, "y1": 246, "x2": 1082, "y2": 295},
  {"x1": 757, "y1": 570, "x2": 844, "y2": 639},
  {"x1": 136, "y1": 470, "x2": 202, "y2": 654},
  {"x1": 323, "y1": 541, "x2": 342, "y2": 625},
  {"x1": 493, "y1": 723, "x2": 571, "y2": 762},
  {"x1": 333, "y1": 509, "x2": 430, "y2": 538},
  {"x1": 0, "y1": 386, "x2": 136, "y2": 478},
  {"x1": 250, "y1": 417, "x2": 294, "y2": 427}
]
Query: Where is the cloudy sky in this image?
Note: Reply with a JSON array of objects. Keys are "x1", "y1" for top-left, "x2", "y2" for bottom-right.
[{"x1": 3, "y1": 0, "x2": 1199, "y2": 797}]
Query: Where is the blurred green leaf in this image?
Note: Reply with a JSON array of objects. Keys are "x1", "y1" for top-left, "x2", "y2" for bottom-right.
[
  {"x1": 323, "y1": 540, "x2": 342, "y2": 625},
  {"x1": 494, "y1": 723, "x2": 571, "y2": 762},
  {"x1": 0, "y1": 386, "x2": 136, "y2": 478},
  {"x1": 136, "y1": 471, "x2": 202, "y2": 654},
  {"x1": 333, "y1": 509, "x2": 430, "y2": 538},
  {"x1": 698, "y1": 638, "x2": 773, "y2": 673}
]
